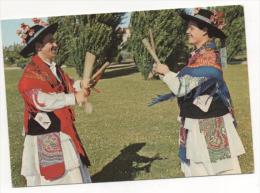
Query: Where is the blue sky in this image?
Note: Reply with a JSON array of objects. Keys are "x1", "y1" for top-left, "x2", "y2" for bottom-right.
[
  {"x1": 1, "y1": 13, "x2": 131, "y2": 47},
  {"x1": 119, "y1": 12, "x2": 131, "y2": 28}
]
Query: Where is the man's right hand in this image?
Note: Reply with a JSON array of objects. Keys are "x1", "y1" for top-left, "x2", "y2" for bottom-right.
[
  {"x1": 75, "y1": 90, "x2": 88, "y2": 105},
  {"x1": 153, "y1": 63, "x2": 170, "y2": 75}
]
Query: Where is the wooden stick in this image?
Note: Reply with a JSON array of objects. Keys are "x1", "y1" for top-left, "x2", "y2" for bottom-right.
[
  {"x1": 82, "y1": 52, "x2": 96, "y2": 113},
  {"x1": 142, "y1": 38, "x2": 161, "y2": 65},
  {"x1": 91, "y1": 62, "x2": 110, "y2": 80},
  {"x1": 83, "y1": 52, "x2": 96, "y2": 81},
  {"x1": 142, "y1": 38, "x2": 162, "y2": 79},
  {"x1": 149, "y1": 29, "x2": 156, "y2": 52},
  {"x1": 147, "y1": 30, "x2": 157, "y2": 79}
]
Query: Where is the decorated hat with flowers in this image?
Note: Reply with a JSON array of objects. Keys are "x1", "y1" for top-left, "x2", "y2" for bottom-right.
[
  {"x1": 180, "y1": 8, "x2": 227, "y2": 39},
  {"x1": 17, "y1": 18, "x2": 58, "y2": 58}
]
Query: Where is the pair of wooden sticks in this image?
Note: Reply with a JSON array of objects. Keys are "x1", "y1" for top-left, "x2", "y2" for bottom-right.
[
  {"x1": 82, "y1": 52, "x2": 110, "y2": 113},
  {"x1": 142, "y1": 29, "x2": 162, "y2": 79}
]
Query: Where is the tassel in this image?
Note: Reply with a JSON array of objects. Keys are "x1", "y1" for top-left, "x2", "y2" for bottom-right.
[
  {"x1": 148, "y1": 92, "x2": 176, "y2": 106},
  {"x1": 220, "y1": 39, "x2": 227, "y2": 68}
]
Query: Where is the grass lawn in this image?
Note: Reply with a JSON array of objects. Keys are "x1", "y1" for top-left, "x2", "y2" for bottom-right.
[{"x1": 4, "y1": 64, "x2": 254, "y2": 187}]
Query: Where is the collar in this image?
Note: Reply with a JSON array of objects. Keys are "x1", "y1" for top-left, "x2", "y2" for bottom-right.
[
  {"x1": 43, "y1": 59, "x2": 57, "y2": 68},
  {"x1": 191, "y1": 39, "x2": 216, "y2": 56}
]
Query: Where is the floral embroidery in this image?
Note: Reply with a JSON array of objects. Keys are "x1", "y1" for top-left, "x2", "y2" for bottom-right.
[
  {"x1": 24, "y1": 61, "x2": 61, "y2": 90},
  {"x1": 37, "y1": 132, "x2": 64, "y2": 167},
  {"x1": 188, "y1": 48, "x2": 222, "y2": 70},
  {"x1": 199, "y1": 117, "x2": 231, "y2": 163},
  {"x1": 26, "y1": 89, "x2": 46, "y2": 108},
  {"x1": 193, "y1": 51, "x2": 221, "y2": 69}
]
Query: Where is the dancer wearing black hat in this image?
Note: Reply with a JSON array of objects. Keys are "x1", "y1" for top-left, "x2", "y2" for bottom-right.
[
  {"x1": 152, "y1": 8, "x2": 245, "y2": 176},
  {"x1": 17, "y1": 18, "x2": 92, "y2": 186}
]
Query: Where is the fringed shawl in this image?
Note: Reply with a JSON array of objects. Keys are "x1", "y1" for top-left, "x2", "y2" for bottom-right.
[{"x1": 149, "y1": 40, "x2": 235, "y2": 121}]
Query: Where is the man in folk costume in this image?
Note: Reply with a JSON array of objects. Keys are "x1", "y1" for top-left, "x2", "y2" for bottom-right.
[
  {"x1": 17, "y1": 18, "x2": 92, "y2": 186},
  {"x1": 152, "y1": 8, "x2": 245, "y2": 176}
]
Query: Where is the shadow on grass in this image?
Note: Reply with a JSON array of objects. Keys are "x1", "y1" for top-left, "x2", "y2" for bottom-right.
[
  {"x1": 102, "y1": 66, "x2": 138, "y2": 79},
  {"x1": 91, "y1": 143, "x2": 164, "y2": 183}
]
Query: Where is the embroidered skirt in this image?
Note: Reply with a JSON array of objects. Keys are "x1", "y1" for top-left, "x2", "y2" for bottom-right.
[
  {"x1": 21, "y1": 132, "x2": 91, "y2": 186},
  {"x1": 179, "y1": 113, "x2": 245, "y2": 176}
]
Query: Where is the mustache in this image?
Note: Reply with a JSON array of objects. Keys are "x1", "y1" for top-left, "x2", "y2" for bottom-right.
[{"x1": 51, "y1": 46, "x2": 59, "y2": 52}]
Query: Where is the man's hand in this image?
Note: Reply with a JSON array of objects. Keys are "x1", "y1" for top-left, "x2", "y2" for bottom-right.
[
  {"x1": 80, "y1": 79, "x2": 92, "y2": 96},
  {"x1": 81, "y1": 79, "x2": 91, "y2": 90},
  {"x1": 152, "y1": 63, "x2": 170, "y2": 75},
  {"x1": 75, "y1": 90, "x2": 88, "y2": 105}
]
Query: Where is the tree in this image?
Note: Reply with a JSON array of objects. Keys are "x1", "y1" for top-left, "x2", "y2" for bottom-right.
[
  {"x1": 48, "y1": 16, "x2": 77, "y2": 67},
  {"x1": 3, "y1": 43, "x2": 29, "y2": 68},
  {"x1": 129, "y1": 5, "x2": 247, "y2": 79},
  {"x1": 48, "y1": 12, "x2": 125, "y2": 77},
  {"x1": 71, "y1": 21, "x2": 113, "y2": 76},
  {"x1": 215, "y1": 5, "x2": 247, "y2": 62},
  {"x1": 129, "y1": 9, "x2": 188, "y2": 79}
]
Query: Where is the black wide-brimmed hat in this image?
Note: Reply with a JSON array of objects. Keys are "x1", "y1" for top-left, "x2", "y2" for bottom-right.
[
  {"x1": 17, "y1": 18, "x2": 58, "y2": 58},
  {"x1": 180, "y1": 8, "x2": 227, "y2": 39}
]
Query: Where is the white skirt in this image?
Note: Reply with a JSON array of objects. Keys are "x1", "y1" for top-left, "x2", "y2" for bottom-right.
[
  {"x1": 21, "y1": 132, "x2": 91, "y2": 186},
  {"x1": 180, "y1": 113, "x2": 245, "y2": 177}
]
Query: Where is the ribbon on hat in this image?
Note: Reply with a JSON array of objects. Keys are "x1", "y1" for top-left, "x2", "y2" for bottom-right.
[{"x1": 220, "y1": 39, "x2": 227, "y2": 68}]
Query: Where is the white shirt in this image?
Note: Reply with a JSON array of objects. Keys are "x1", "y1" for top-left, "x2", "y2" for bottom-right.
[
  {"x1": 43, "y1": 60, "x2": 61, "y2": 82},
  {"x1": 161, "y1": 71, "x2": 212, "y2": 112},
  {"x1": 28, "y1": 61, "x2": 82, "y2": 112}
]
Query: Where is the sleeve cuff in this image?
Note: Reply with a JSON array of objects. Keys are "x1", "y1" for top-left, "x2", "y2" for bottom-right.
[
  {"x1": 162, "y1": 71, "x2": 177, "y2": 84},
  {"x1": 73, "y1": 80, "x2": 82, "y2": 92},
  {"x1": 64, "y1": 93, "x2": 76, "y2": 106}
]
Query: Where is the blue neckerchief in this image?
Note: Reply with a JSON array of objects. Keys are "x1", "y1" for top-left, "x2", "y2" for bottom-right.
[
  {"x1": 149, "y1": 40, "x2": 232, "y2": 111},
  {"x1": 191, "y1": 40, "x2": 217, "y2": 55}
]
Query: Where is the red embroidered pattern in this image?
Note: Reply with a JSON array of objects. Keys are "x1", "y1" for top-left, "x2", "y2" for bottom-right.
[
  {"x1": 37, "y1": 132, "x2": 65, "y2": 180},
  {"x1": 179, "y1": 127, "x2": 188, "y2": 145},
  {"x1": 24, "y1": 62, "x2": 59, "y2": 89},
  {"x1": 199, "y1": 117, "x2": 231, "y2": 163},
  {"x1": 188, "y1": 49, "x2": 222, "y2": 70},
  {"x1": 37, "y1": 132, "x2": 64, "y2": 167},
  {"x1": 26, "y1": 89, "x2": 46, "y2": 107}
]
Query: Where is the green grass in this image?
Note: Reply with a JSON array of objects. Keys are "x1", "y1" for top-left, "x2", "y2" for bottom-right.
[{"x1": 5, "y1": 64, "x2": 254, "y2": 187}]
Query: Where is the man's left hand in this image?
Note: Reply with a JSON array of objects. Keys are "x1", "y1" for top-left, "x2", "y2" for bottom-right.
[{"x1": 81, "y1": 79, "x2": 91, "y2": 96}]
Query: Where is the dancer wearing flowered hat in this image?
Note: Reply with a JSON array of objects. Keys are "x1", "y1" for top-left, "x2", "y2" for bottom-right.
[
  {"x1": 151, "y1": 8, "x2": 245, "y2": 176},
  {"x1": 17, "y1": 18, "x2": 92, "y2": 186}
]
